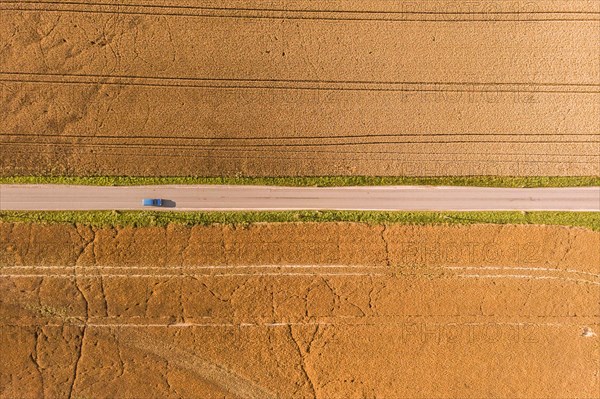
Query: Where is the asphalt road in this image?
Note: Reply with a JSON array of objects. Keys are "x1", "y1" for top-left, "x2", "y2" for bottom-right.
[{"x1": 1, "y1": 185, "x2": 599, "y2": 211}]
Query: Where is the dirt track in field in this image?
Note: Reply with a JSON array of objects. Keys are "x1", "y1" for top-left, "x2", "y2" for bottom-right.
[
  {"x1": 1, "y1": 0, "x2": 599, "y2": 176},
  {"x1": 1, "y1": 222, "x2": 599, "y2": 398}
]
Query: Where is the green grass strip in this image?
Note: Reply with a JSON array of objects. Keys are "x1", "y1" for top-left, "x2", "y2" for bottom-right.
[
  {"x1": 1, "y1": 211, "x2": 598, "y2": 231},
  {"x1": 1, "y1": 176, "x2": 599, "y2": 187}
]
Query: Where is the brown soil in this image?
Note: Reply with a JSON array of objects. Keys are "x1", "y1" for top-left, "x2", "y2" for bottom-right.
[
  {"x1": 1, "y1": 222, "x2": 598, "y2": 398},
  {"x1": 1, "y1": 1, "x2": 599, "y2": 176}
]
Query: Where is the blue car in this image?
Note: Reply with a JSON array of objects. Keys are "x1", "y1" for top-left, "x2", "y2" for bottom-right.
[{"x1": 142, "y1": 198, "x2": 163, "y2": 207}]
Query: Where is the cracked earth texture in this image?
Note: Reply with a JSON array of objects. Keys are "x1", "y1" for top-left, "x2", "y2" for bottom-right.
[{"x1": 1, "y1": 222, "x2": 599, "y2": 398}]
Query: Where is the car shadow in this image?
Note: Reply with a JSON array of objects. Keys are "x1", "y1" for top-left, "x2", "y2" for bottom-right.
[{"x1": 161, "y1": 199, "x2": 177, "y2": 208}]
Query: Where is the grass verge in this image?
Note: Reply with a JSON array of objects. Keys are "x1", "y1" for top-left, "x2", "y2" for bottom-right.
[
  {"x1": 1, "y1": 176, "x2": 599, "y2": 187},
  {"x1": 1, "y1": 211, "x2": 598, "y2": 231}
]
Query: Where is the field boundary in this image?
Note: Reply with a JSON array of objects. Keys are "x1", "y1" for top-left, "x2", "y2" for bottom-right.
[
  {"x1": 1, "y1": 211, "x2": 598, "y2": 231},
  {"x1": 1, "y1": 176, "x2": 599, "y2": 188}
]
